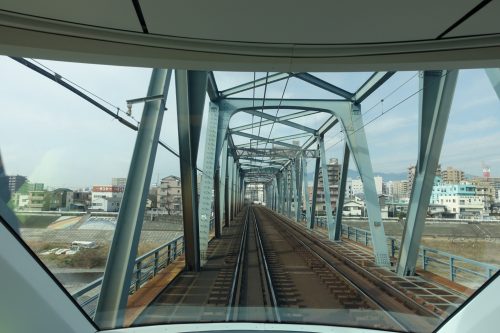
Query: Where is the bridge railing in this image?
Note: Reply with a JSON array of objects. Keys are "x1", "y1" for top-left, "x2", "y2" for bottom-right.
[
  {"x1": 72, "y1": 217, "x2": 215, "y2": 319},
  {"x1": 72, "y1": 235, "x2": 184, "y2": 318},
  {"x1": 315, "y1": 218, "x2": 499, "y2": 286}
]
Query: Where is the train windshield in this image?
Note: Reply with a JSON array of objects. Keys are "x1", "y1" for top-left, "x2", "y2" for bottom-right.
[{"x1": 1, "y1": 58, "x2": 499, "y2": 333}]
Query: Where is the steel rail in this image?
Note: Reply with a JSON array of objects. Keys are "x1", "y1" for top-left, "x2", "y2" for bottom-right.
[
  {"x1": 225, "y1": 207, "x2": 250, "y2": 321},
  {"x1": 267, "y1": 209, "x2": 440, "y2": 332},
  {"x1": 286, "y1": 228, "x2": 408, "y2": 332},
  {"x1": 252, "y1": 207, "x2": 281, "y2": 322}
]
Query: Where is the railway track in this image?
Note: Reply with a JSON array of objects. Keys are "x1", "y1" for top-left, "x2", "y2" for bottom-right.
[
  {"x1": 226, "y1": 207, "x2": 280, "y2": 322},
  {"x1": 252, "y1": 205, "x2": 442, "y2": 332},
  {"x1": 138, "y1": 205, "x2": 443, "y2": 332}
]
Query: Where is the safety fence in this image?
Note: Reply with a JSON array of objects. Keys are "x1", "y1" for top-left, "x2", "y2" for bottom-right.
[
  {"x1": 72, "y1": 217, "x2": 215, "y2": 318},
  {"x1": 315, "y1": 218, "x2": 499, "y2": 286}
]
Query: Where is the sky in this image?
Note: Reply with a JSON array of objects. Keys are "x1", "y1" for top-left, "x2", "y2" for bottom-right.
[{"x1": 0, "y1": 56, "x2": 499, "y2": 189}]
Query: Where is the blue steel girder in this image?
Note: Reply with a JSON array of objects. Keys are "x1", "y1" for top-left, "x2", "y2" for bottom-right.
[
  {"x1": 485, "y1": 68, "x2": 500, "y2": 100},
  {"x1": 333, "y1": 142, "x2": 350, "y2": 241},
  {"x1": 295, "y1": 157, "x2": 303, "y2": 223},
  {"x1": 241, "y1": 109, "x2": 317, "y2": 134},
  {"x1": 220, "y1": 139, "x2": 228, "y2": 228},
  {"x1": 198, "y1": 102, "x2": 220, "y2": 263},
  {"x1": 243, "y1": 166, "x2": 282, "y2": 174},
  {"x1": 230, "y1": 130, "x2": 301, "y2": 149},
  {"x1": 175, "y1": 70, "x2": 208, "y2": 272},
  {"x1": 310, "y1": 152, "x2": 321, "y2": 229},
  {"x1": 206, "y1": 71, "x2": 219, "y2": 102},
  {"x1": 220, "y1": 73, "x2": 293, "y2": 98},
  {"x1": 319, "y1": 136, "x2": 335, "y2": 239},
  {"x1": 231, "y1": 110, "x2": 319, "y2": 132},
  {"x1": 353, "y1": 72, "x2": 395, "y2": 104},
  {"x1": 95, "y1": 68, "x2": 172, "y2": 328},
  {"x1": 294, "y1": 72, "x2": 354, "y2": 100},
  {"x1": 218, "y1": 97, "x2": 389, "y2": 265},
  {"x1": 236, "y1": 132, "x2": 312, "y2": 148},
  {"x1": 397, "y1": 70, "x2": 458, "y2": 277},
  {"x1": 291, "y1": 159, "x2": 299, "y2": 222},
  {"x1": 232, "y1": 148, "x2": 318, "y2": 159},
  {"x1": 302, "y1": 156, "x2": 311, "y2": 224}
]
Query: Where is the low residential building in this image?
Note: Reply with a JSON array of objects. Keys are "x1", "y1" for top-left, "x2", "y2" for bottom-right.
[
  {"x1": 91, "y1": 196, "x2": 122, "y2": 212},
  {"x1": 430, "y1": 177, "x2": 484, "y2": 219},
  {"x1": 157, "y1": 176, "x2": 182, "y2": 214},
  {"x1": 27, "y1": 190, "x2": 46, "y2": 211},
  {"x1": 91, "y1": 185, "x2": 124, "y2": 212},
  {"x1": 342, "y1": 197, "x2": 364, "y2": 216},
  {"x1": 470, "y1": 178, "x2": 496, "y2": 215},
  {"x1": 47, "y1": 188, "x2": 74, "y2": 211},
  {"x1": 72, "y1": 190, "x2": 91, "y2": 211},
  {"x1": 12, "y1": 193, "x2": 29, "y2": 210}
]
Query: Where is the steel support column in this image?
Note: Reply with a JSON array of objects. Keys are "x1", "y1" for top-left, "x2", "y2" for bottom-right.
[
  {"x1": 340, "y1": 104, "x2": 389, "y2": 266},
  {"x1": 295, "y1": 158, "x2": 302, "y2": 222},
  {"x1": 214, "y1": 167, "x2": 221, "y2": 238},
  {"x1": 278, "y1": 173, "x2": 284, "y2": 214},
  {"x1": 198, "y1": 102, "x2": 219, "y2": 261},
  {"x1": 175, "y1": 70, "x2": 208, "y2": 272},
  {"x1": 221, "y1": 141, "x2": 229, "y2": 227},
  {"x1": 95, "y1": 68, "x2": 171, "y2": 328},
  {"x1": 291, "y1": 162, "x2": 298, "y2": 221},
  {"x1": 319, "y1": 137, "x2": 335, "y2": 239},
  {"x1": 309, "y1": 153, "x2": 321, "y2": 229},
  {"x1": 227, "y1": 156, "x2": 233, "y2": 223},
  {"x1": 302, "y1": 157, "x2": 311, "y2": 225},
  {"x1": 333, "y1": 142, "x2": 350, "y2": 240},
  {"x1": 273, "y1": 177, "x2": 278, "y2": 211},
  {"x1": 485, "y1": 68, "x2": 500, "y2": 100},
  {"x1": 397, "y1": 70, "x2": 458, "y2": 276},
  {"x1": 284, "y1": 168, "x2": 290, "y2": 217}
]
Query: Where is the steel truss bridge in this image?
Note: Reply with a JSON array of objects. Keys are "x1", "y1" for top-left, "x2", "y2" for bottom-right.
[{"x1": 2, "y1": 61, "x2": 500, "y2": 329}]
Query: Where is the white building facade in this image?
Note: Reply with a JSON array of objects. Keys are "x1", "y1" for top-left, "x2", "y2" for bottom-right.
[{"x1": 91, "y1": 185, "x2": 124, "y2": 212}]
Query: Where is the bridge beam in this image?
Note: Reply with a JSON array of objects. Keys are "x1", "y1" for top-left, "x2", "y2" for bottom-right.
[
  {"x1": 319, "y1": 136, "x2": 335, "y2": 239},
  {"x1": 221, "y1": 141, "x2": 229, "y2": 228},
  {"x1": 397, "y1": 70, "x2": 458, "y2": 276},
  {"x1": 95, "y1": 68, "x2": 171, "y2": 328},
  {"x1": 295, "y1": 158, "x2": 302, "y2": 222},
  {"x1": 340, "y1": 104, "x2": 390, "y2": 266},
  {"x1": 302, "y1": 156, "x2": 311, "y2": 225},
  {"x1": 214, "y1": 167, "x2": 221, "y2": 238},
  {"x1": 175, "y1": 70, "x2": 208, "y2": 272},
  {"x1": 309, "y1": 151, "x2": 321, "y2": 229},
  {"x1": 333, "y1": 142, "x2": 350, "y2": 240},
  {"x1": 198, "y1": 102, "x2": 220, "y2": 261},
  {"x1": 485, "y1": 68, "x2": 500, "y2": 100}
]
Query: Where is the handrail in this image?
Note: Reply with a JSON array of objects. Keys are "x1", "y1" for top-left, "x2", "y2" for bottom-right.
[
  {"x1": 72, "y1": 217, "x2": 215, "y2": 318},
  {"x1": 314, "y1": 217, "x2": 499, "y2": 286}
]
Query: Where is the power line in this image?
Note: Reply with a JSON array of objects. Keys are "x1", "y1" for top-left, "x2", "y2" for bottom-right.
[
  {"x1": 11, "y1": 57, "x2": 203, "y2": 172},
  {"x1": 324, "y1": 72, "x2": 419, "y2": 151}
]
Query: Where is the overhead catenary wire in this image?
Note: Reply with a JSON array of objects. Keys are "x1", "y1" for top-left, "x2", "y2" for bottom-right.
[
  {"x1": 324, "y1": 72, "x2": 419, "y2": 152},
  {"x1": 11, "y1": 57, "x2": 205, "y2": 173},
  {"x1": 323, "y1": 71, "x2": 441, "y2": 152}
]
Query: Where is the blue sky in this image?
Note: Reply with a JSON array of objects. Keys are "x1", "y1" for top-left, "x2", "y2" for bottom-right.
[{"x1": 0, "y1": 56, "x2": 498, "y2": 188}]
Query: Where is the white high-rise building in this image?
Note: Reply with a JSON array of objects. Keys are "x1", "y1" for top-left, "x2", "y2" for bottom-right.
[{"x1": 374, "y1": 176, "x2": 383, "y2": 195}]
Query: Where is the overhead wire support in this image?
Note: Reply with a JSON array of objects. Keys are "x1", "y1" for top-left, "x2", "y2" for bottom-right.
[{"x1": 11, "y1": 57, "x2": 205, "y2": 172}]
